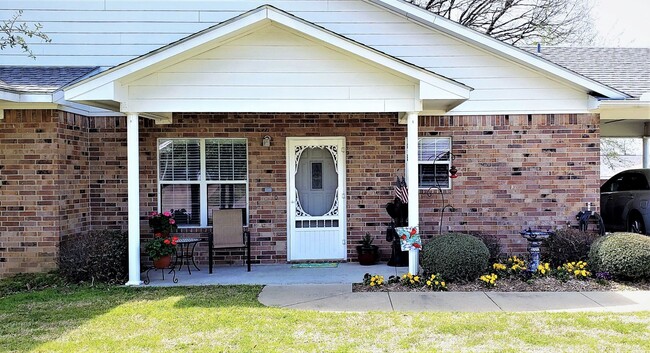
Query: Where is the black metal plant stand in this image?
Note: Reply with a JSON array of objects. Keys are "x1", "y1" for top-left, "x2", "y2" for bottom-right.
[{"x1": 143, "y1": 265, "x2": 178, "y2": 285}]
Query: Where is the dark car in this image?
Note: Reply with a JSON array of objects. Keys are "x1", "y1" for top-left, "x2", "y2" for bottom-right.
[{"x1": 600, "y1": 169, "x2": 650, "y2": 234}]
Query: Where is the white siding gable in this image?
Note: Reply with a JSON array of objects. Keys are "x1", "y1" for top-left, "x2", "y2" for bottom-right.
[
  {"x1": 4, "y1": 0, "x2": 601, "y2": 114},
  {"x1": 124, "y1": 24, "x2": 420, "y2": 112}
]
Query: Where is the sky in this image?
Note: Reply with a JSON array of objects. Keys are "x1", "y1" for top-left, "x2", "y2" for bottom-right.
[{"x1": 591, "y1": 0, "x2": 650, "y2": 47}]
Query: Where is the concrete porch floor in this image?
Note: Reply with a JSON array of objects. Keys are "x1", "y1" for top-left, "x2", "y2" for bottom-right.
[{"x1": 142, "y1": 262, "x2": 408, "y2": 287}]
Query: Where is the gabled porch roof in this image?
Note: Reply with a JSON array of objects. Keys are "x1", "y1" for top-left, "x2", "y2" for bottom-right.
[{"x1": 64, "y1": 5, "x2": 473, "y2": 122}]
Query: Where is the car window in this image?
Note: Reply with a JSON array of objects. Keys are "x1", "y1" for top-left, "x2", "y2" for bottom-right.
[
  {"x1": 619, "y1": 173, "x2": 650, "y2": 191},
  {"x1": 605, "y1": 176, "x2": 624, "y2": 192}
]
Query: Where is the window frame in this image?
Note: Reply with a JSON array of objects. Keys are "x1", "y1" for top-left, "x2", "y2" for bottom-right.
[
  {"x1": 407, "y1": 137, "x2": 452, "y2": 190},
  {"x1": 157, "y1": 138, "x2": 249, "y2": 227}
]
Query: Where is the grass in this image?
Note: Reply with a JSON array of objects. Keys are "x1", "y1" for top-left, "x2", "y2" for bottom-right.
[{"x1": 1, "y1": 284, "x2": 649, "y2": 352}]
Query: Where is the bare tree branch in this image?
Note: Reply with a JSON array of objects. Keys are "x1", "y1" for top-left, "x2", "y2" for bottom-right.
[
  {"x1": 601, "y1": 138, "x2": 638, "y2": 171},
  {"x1": 1, "y1": 10, "x2": 51, "y2": 59},
  {"x1": 406, "y1": 0, "x2": 595, "y2": 45}
]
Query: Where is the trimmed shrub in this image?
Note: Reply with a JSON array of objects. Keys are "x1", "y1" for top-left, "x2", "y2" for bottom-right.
[
  {"x1": 471, "y1": 233, "x2": 503, "y2": 264},
  {"x1": 59, "y1": 229, "x2": 128, "y2": 284},
  {"x1": 588, "y1": 232, "x2": 650, "y2": 280},
  {"x1": 421, "y1": 233, "x2": 490, "y2": 282},
  {"x1": 542, "y1": 228, "x2": 600, "y2": 267}
]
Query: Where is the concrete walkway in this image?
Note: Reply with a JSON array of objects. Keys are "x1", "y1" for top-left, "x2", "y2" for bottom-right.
[
  {"x1": 259, "y1": 284, "x2": 650, "y2": 312},
  {"x1": 143, "y1": 263, "x2": 650, "y2": 312}
]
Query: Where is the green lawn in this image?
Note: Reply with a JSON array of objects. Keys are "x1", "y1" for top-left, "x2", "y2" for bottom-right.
[{"x1": 1, "y1": 285, "x2": 649, "y2": 352}]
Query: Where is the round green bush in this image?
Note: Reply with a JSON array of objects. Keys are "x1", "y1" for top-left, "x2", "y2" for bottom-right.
[
  {"x1": 588, "y1": 232, "x2": 650, "y2": 280},
  {"x1": 421, "y1": 233, "x2": 490, "y2": 282}
]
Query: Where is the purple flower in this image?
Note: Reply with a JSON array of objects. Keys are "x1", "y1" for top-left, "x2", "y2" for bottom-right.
[{"x1": 596, "y1": 272, "x2": 612, "y2": 280}]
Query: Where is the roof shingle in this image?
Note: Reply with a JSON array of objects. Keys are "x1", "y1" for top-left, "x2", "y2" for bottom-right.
[
  {"x1": 0, "y1": 66, "x2": 98, "y2": 94},
  {"x1": 525, "y1": 47, "x2": 650, "y2": 99}
]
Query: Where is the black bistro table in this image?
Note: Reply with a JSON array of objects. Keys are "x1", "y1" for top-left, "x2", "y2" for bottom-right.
[{"x1": 173, "y1": 237, "x2": 201, "y2": 274}]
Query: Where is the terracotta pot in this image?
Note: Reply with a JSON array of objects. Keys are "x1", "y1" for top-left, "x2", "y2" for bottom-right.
[{"x1": 153, "y1": 255, "x2": 172, "y2": 269}]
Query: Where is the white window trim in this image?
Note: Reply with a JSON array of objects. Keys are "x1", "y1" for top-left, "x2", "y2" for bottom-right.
[
  {"x1": 157, "y1": 138, "x2": 249, "y2": 227},
  {"x1": 406, "y1": 136, "x2": 453, "y2": 190}
]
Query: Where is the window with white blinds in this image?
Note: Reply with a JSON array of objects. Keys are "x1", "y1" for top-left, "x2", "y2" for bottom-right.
[
  {"x1": 417, "y1": 137, "x2": 452, "y2": 189},
  {"x1": 158, "y1": 138, "x2": 248, "y2": 227}
]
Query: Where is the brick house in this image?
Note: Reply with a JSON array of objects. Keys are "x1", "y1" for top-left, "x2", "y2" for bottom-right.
[{"x1": 0, "y1": 1, "x2": 647, "y2": 283}]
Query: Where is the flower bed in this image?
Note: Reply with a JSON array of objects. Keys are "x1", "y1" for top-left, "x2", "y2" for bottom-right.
[
  {"x1": 354, "y1": 277, "x2": 650, "y2": 292},
  {"x1": 355, "y1": 256, "x2": 650, "y2": 293}
]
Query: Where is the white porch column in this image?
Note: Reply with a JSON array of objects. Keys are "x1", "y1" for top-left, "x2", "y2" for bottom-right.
[
  {"x1": 643, "y1": 136, "x2": 650, "y2": 168},
  {"x1": 125, "y1": 112, "x2": 142, "y2": 286},
  {"x1": 406, "y1": 111, "x2": 420, "y2": 275}
]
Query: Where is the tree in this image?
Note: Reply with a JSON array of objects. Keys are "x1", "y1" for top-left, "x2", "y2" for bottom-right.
[
  {"x1": 406, "y1": 0, "x2": 595, "y2": 45},
  {"x1": 1, "y1": 10, "x2": 50, "y2": 59},
  {"x1": 600, "y1": 138, "x2": 639, "y2": 171}
]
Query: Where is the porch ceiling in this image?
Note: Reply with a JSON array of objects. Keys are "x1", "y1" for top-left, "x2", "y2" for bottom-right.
[
  {"x1": 599, "y1": 95, "x2": 650, "y2": 137},
  {"x1": 64, "y1": 5, "x2": 472, "y2": 120}
]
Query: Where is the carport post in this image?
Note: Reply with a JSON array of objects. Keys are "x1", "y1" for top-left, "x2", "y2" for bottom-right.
[{"x1": 643, "y1": 136, "x2": 650, "y2": 168}]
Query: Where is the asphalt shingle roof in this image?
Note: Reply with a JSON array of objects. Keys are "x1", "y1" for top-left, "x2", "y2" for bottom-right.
[
  {"x1": 0, "y1": 66, "x2": 98, "y2": 94},
  {"x1": 525, "y1": 47, "x2": 650, "y2": 99}
]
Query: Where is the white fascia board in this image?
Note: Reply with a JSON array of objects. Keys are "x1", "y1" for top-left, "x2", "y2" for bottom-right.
[
  {"x1": 65, "y1": 81, "x2": 123, "y2": 102},
  {"x1": 369, "y1": 0, "x2": 628, "y2": 99},
  {"x1": 597, "y1": 100, "x2": 650, "y2": 120},
  {"x1": 52, "y1": 90, "x2": 122, "y2": 116},
  {"x1": 18, "y1": 94, "x2": 53, "y2": 103},
  {"x1": 0, "y1": 90, "x2": 20, "y2": 102},
  {"x1": 266, "y1": 7, "x2": 471, "y2": 99},
  {"x1": 0, "y1": 90, "x2": 53, "y2": 103}
]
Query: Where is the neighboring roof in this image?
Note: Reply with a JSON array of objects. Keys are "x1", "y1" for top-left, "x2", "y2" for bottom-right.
[
  {"x1": 525, "y1": 47, "x2": 650, "y2": 99},
  {"x1": 0, "y1": 66, "x2": 98, "y2": 94}
]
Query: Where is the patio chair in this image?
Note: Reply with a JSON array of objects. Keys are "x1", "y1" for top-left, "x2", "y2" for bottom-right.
[{"x1": 208, "y1": 208, "x2": 251, "y2": 273}]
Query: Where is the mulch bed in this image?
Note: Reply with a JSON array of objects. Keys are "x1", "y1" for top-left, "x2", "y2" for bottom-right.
[{"x1": 353, "y1": 277, "x2": 650, "y2": 292}]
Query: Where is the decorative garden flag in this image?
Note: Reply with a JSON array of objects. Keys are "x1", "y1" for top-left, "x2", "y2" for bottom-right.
[{"x1": 396, "y1": 226, "x2": 421, "y2": 251}]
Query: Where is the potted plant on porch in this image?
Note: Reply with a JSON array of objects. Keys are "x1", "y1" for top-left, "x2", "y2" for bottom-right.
[
  {"x1": 357, "y1": 233, "x2": 380, "y2": 266},
  {"x1": 145, "y1": 234, "x2": 179, "y2": 268},
  {"x1": 145, "y1": 211, "x2": 179, "y2": 268}
]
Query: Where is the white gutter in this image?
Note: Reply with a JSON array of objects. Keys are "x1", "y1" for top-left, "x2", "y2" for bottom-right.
[
  {"x1": 0, "y1": 89, "x2": 53, "y2": 103},
  {"x1": 597, "y1": 93, "x2": 650, "y2": 120}
]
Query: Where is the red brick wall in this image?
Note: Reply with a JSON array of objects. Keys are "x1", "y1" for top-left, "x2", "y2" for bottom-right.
[
  {"x1": 56, "y1": 112, "x2": 91, "y2": 241},
  {"x1": 0, "y1": 110, "x2": 90, "y2": 277},
  {"x1": 138, "y1": 113, "x2": 405, "y2": 264},
  {"x1": 420, "y1": 114, "x2": 600, "y2": 253},
  {"x1": 0, "y1": 110, "x2": 600, "y2": 276},
  {"x1": 87, "y1": 116, "x2": 129, "y2": 230}
]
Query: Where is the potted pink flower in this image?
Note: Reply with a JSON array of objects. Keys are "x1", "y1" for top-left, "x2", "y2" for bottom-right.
[
  {"x1": 145, "y1": 211, "x2": 180, "y2": 268},
  {"x1": 148, "y1": 211, "x2": 178, "y2": 236}
]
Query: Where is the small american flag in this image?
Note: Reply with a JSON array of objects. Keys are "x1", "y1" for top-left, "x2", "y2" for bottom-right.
[{"x1": 394, "y1": 176, "x2": 408, "y2": 204}]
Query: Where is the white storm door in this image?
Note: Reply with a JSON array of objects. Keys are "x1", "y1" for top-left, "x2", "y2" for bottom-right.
[{"x1": 287, "y1": 137, "x2": 346, "y2": 261}]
